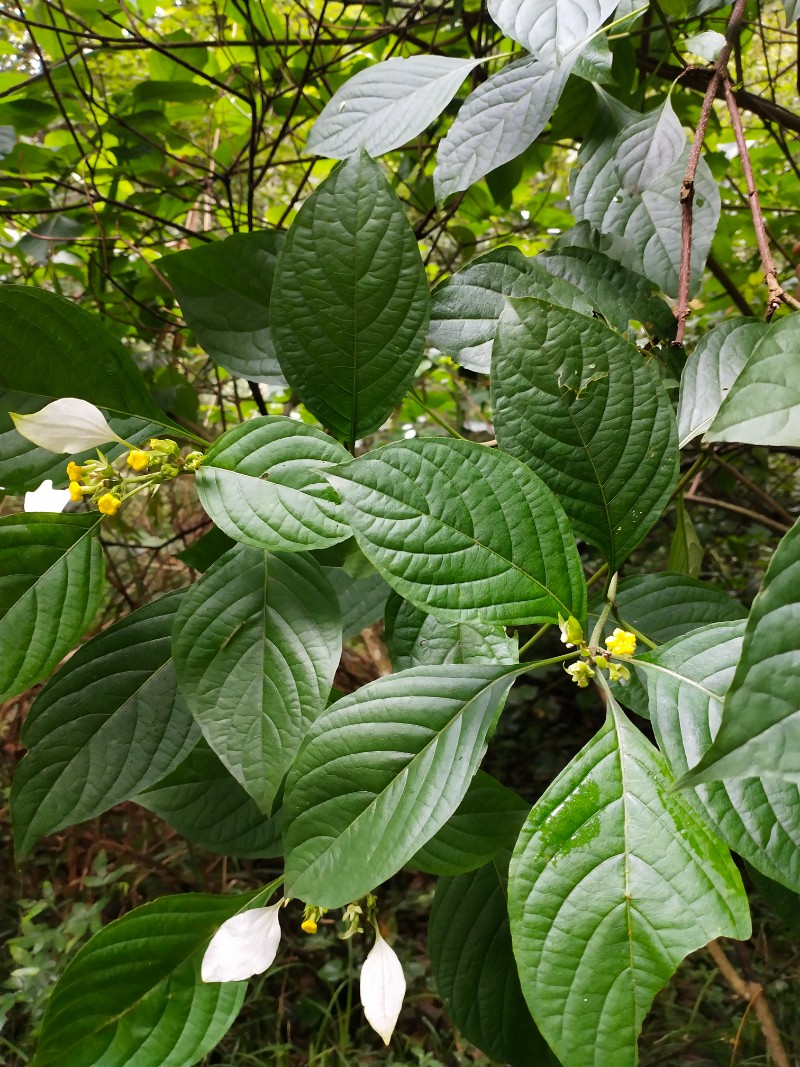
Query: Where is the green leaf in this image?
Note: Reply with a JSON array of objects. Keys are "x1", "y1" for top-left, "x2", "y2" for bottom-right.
[
  {"x1": 325, "y1": 566, "x2": 390, "y2": 639},
  {"x1": 328, "y1": 438, "x2": 587, "y2": 627},
  {"x1": 429, "y1": 854, "x2": 557, "y2": 1067},
  {"x1": 706, "y1": 314, "x2": 800, "y2": 446},
  {"x1": 173, "y1": 544, "x2": 342, "y2": 814},
  {"x1": 0, "y1": 286, "x2": 187, "y2": 491},
  {"x1": 135, "y1": 741, "x2": 282, "y2": 859},
  {"x1": 32, "y1": 893, "x2": 254, "y2": 1067},
  {"x1": 783, "y1": 0, "x2": 800, "y2": 27},
  {"x1": 640, "y1": 622, "x2": 800, "y2": 893},
  {"x1": 570, "y1": 93, "x2": 720, "y2": 297},
  {"x1": 508, "y1": 697, "x2": 750, "y2": 1067},
  {"x1": 537, "y1": 241, "x2": 677, "y2": 339},
  {"x1": 307, "y1": 55, "x2": 484, "y2": 158},
  {"x1": 680, "y1": 518, "x2": 800, "y2": 785},
  {"x1": 0, "y1": 125, "x2": 15, "y2": 160},
  {"x1": 434, "y1": 57, "x2": 572, "y2": 201},
  {"x1": 196, "y1": 416, "x2": 351, "y2": 551},
  {"x1": 486, "y1": 0, "x2": 619, "y2": 63},
  {"x1": 161, "y1": 230, "x2": 286, "y2": 383},
  {"x1": 271, "y1": 151, "x2": 430, "y2": 442},
  {"x1": 677, "y1": 319, "x2": 767, "y2": 447},
  {"x1": 428, "y1": 246, "x2": 591, "y2": 373},
  {"x1": 410, "y1": 772, "x2": 528, "y2": 875},
  {"x1": 385, "y1": 592, "x2": 518, "y2": 670},
  {"x1": 492, "y1": 299, "x2": 679, "y2": 570},
  {"x1": 283, "y1": 664, "x2": 519, "y2": 907},
  {"x1": 613, "y1": 96, "x2": 687, "y2": 196},
  {"x1": 12, "y1": 589, "x2": 198, "y2": 858},
  {"x1": 0, "y1": 512, "x2": 104, "y2": 702},
  {"x1": 668, "y1": 497, "x2": 703, "y2": 577}
]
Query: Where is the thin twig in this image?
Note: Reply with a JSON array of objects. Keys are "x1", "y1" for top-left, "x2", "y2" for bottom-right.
[
  {"x1": 686, "y1": 492, "x2": 791, "y2": 534},
  {"x1": 722, "y1": 77, "x2": 800, "y2": 316},
  {"x1": 706, "y1": 940, "x2": 790, "y2": 1067},
  {"x1": 710, "y1": 452, "x2": 796, "y2": 523},
  {"x1": 675, "y1": 0, "x2": 748, "y2": 343}
]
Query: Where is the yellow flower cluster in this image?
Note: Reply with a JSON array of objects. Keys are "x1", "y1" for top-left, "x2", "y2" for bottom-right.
[{"x1": 605, "y1": 628, "x2": 637, "y2": 657}]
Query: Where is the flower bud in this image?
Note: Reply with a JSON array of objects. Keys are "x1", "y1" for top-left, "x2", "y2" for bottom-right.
[
  {"x1": 201, "y1": 902, "x2": 284, "y2": 983},
  {"x1": 360, "y1": 928, "x2": 405, "y2": 1045},
  {"x1": 11, "y1": 399, "x2": 127, "y2": 454}
]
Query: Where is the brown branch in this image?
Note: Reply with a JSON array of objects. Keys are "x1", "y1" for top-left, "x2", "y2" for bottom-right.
[
  {"x1": 710, "y1": 452, "x2": 796, "y2": 524},
  {"x1": 706, "y1": 253, "x2": 757, "y2": 316},
  {"x1": 675, "y1": 0, "x2": 748, "y2": 344},
  {"x1": 686, "y1": 492, "x2": 792, "y2": 534},
  {"x1": 706, "y1": 940, "x2": 790, "y2": 1067},
  {"x1": 722, "y1": 77, "x2": 800, "y2": 317}
]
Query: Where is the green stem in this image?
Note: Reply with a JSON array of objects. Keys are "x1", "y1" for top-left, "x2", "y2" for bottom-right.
[
  {"x1": 589, "y1": 571, "x2": 618, "y2": 648},
  {"x1": 409, "y1": 388, "x2": 468, "y2": 441},
  {"x1": 518, "y1": 623, "x2": 551, "y2": 655}
]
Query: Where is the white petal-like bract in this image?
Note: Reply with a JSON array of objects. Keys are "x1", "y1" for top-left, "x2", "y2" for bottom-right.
[
  {"x1": 24, "y1": 479, "x2": 71, "y2": 513},
  {"x1": 11, "y1": 398, "x2": 126, "y2": 454},
  {"x1": 201, "y1": 903, "x2": 283, "y2": 983},
  {"x1": 360, "y1": 929, "x2": 406, "y2": 1044}
]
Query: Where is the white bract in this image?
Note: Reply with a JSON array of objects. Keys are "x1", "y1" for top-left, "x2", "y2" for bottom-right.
[
  {"x1": 360, "y1": 928, "x2": 406, "y2": 1044},
  {"x1": 24, "y1": 479, "x2": 71, "y2": 513},
  {"x1": 11, "y1": 398, "x2": 127, "y2": 454},
  {"x1": 201, "y1": 902, "x2": 283, "y2": 983}
]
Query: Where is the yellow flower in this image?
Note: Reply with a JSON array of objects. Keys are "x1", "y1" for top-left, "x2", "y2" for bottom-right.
[
  {"x1": 605, "y1": 628, "x2": 637, "y2": 657},
  {"x1": 127, "y1": 449, "x2": 150, "y2": 471},
  {"x1": 97, "y1": 493, "x2": 121, "y2": 516},
  {"x1": 301, "y1": 919, "x2": 318, "y2": 934},
  {"x1": 608, "y1": 662, "x2": 631, "y2": 684},
  {"x1": 565, "y1": 661, "x2": 595, "y2": 688},
  {"x1": 68, "y1": 481, "x2": 84, "y2": 503},
  {"x1": 66, "y1": 461, "x2": 83, "y2": 482}
]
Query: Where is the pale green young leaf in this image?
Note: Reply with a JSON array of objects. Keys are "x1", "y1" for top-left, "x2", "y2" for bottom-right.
[
  {"x1": 283, "y1": 664, "x2": 519, "y2": 907},
  {"x1": 680, "y1": 518, "x2": 800, "y2": 785},
  {"x1": 492, "y1": 299, "x2": 679, "y2": 570},
  {"x1": 328, "y1": 437, "x2": 587, "y2": 627},
  {"x1": 706, "y1": 314, "x2": 800, "y2": 446},
  {"x1": 12, "y1": 589, "x2": 198, "y2": 858},
  {"x1": 677, "y1": 319, "x2": 767, "y2": 446},
  {"x1": 173, "y1": 544, "x2": 342, "y2": 814},
  {"x1": 0, "y1": 512, "x2": 104, "y2": 702},
  {"x1": 641, "y1": 622, "x2": 800, "y2": 892},
  {"x1": 196, "y1": 416, "x2": 351, "y2": 552},
  {"x1": 509, "y1": 697, "x2": 750, "y2": 1067},
  {"x1": 434, "y1": 57, "x2": 572, "y2": 201},
  {"x1": 307, "y1": 55, "x2": 484, "y2": 158}
]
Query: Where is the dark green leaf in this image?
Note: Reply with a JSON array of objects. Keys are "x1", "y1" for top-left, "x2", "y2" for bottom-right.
[
  {"x1": 12, "y1": 589, "x2": 198, "y2": 858},
  {"x1": 197, "y1": 416, "x2": 351, "y2": 551},
  {"x1": 385, "y1": 592, "x2": 518, "y2": 670},
  {"x1": 668, "y1": 497, "x2": 703, "y2": 577},
  {"x1": 173, "y1": 544, "x2": 342, "y2": 814},
  {"x1": 32, "y1": 893, "x2": 254, "y2": 1067},
  {"x1": 429, "y1": 854, "x2": 557, "y2": 1067},
  {"x1": 410, "y1": 772, "x2": 528, "y2": 875},
  {"x1": 492, "y1": 299, "x2": 679, "y2": 570},
  {"x1": 271, "y1": 151, "x2": 430, "y2": 441},
  {"x1": 284, "y1": 664, "x2": 519, "y2": 907},
  {"x1": 641, "y1": 622, "x2": 800, "y2": 892},
  {"x1": 329, "y1": 438, "x2": 586, "y2": 626},
  {"x1": 325, "y1": 567, "x2": 390, "y2": 639},
  {"x1": 136, "y1": 741, "x2": 282, "y2": 859},
  {"x1": 162, "y1": 231, "x2": 286, "y2": 383},
  {"x1": 0, "y1": 512, "x2": 104, "y2": 702},
  {"x1": 680, "y1": 518, "x2": 800, "y2": 785},
  {"x1": 509, "y1": 697, "x2": 750, "y2": 1067},
  {"x1": 0, "y1": 286, "x2": 187, "y2": 491}
]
